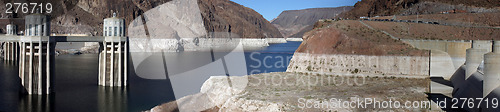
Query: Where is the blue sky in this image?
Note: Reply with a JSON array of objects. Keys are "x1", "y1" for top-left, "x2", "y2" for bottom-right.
[{"x1": 230, "y1": 0, "x2": 361, "y2": 21}]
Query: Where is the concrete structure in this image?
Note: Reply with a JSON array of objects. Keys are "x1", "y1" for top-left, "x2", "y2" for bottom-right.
[
  {"x1": 0, "y1": 13, "x2": 129, "y2": 94},
  {"x1": 6, "y1": 24, "x2": 16, "y2": 35},
  {"x1": 1, "y1": 35, "x2": 128, "y2": 95},
  {"x1": 403, "y1": 39, "x2": 472, "y2": 79},
  {"x1": 286, "y1": 53, "x2": 430, "y2": 77},
  {"x1": 483, "y1": 41, "x2": 500, "y2": 97},
  {"x1": 2, "y1": 40, "x2": 18, "y2": 61},
  {"x1": 18, "y1": 36, "x2": 56, "y2": 94},
  {"x1": 25, "y1": 13, "x2": 50, "y2": 36},
  {"x1": 465, "y1": 40, "x2": 491, "y2": 79},
  {"x1": 18, "y1": 13, "x2": 54, "y2": 94},
  {"x1": 3, "y1": 24, "x2": 19, "y2": 61},
  {"x1": 100, "y1": 13, "x2": 128, "y2": 86},
  {"x1": 402, "y1": 39, "x2": 471, "y2": 58},
  {"x1": 99, "y1": 13, "x2": 128, "y2": 87},
  {"x1": 103, "y1": 13, "x2": 125, "y2": 37},
  {"x1": 435, "y1": 40, "x2": 500, "y2": 111},
  {"x1": 99, "y1": 37, "x2": 128, "y2": 87}
]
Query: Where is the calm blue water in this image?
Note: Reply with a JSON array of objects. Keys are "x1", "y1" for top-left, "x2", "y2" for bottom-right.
[
  {"x1": 0, "y1": 41, "x2": 301, "y2": 112},
  {"x1": 245, "y1": 41, "x2": 301, "y2": 74}
]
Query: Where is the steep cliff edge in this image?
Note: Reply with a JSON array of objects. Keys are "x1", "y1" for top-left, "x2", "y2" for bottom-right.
[{"x1": 271, "y1": 7, "x2": 353, "y2": 38}]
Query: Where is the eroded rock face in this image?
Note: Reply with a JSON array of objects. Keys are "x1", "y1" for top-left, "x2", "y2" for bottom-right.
[
  {"x1": 339, "y1": 0, "x2": 500, "y2": 19},
  {"x1": 297, "y1": 20, "x2": 428, "y2": 56},
  {"x1": 0, "y1": 0, "x2": 171, "y2": 35},
  {"x1": 127, "y1": 0, "x2": 207, "y2": 52},
  {"x1": 339, "y1": 0, "x2": 419, "y2": 19},
  {"x1": 198, "y1": 0, "x2": 283, "y2": 38},
  {"x1": 271, "y1": 7, "x2": 353, "y2": 38},
  {"x1": 0, "y1": 0, "x2": 282, "y2": 39}
]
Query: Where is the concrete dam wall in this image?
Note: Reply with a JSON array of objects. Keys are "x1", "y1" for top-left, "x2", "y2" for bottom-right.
[
  {"x1": 403, "y1": 39, "x2": 474, "y2": 79},
  {"x1": 286, "y1": 53, "x2": 429, "y2": 77},
  {"x1": 402, "y1": 39, "x2": 472, "y2": 58},
  {"x1": 445, "y1": 40, "x2": 500, "y2": 112}
]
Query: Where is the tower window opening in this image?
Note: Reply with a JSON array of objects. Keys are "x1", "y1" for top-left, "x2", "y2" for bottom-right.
[
  {"x1": 119, "y1": 27, "x2": 122, "y2": 36},
  {"x1": 108, "y1": 27, "x2": 112, "y2": 36},
  {"x1": 28, "y1": 24, "x2": 32, "y2": 36},
  {"x1": 114, "y1": 27, "x2": 117, "y2": 36},
  {"x1": 41, "y1": 25, "x2": 44, "y2": 36},
  {"x1": 35, "y1": 24, "x2": 38, "y2": 36}
]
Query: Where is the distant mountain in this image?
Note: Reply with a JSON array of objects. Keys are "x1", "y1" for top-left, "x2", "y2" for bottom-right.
[{"x1": 271, "y1": 6, "x2": 353, "y2": 38}]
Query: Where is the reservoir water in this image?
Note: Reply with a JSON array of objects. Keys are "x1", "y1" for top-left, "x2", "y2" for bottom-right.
[{"x1": 0, "y1": 41, "x2": 301, "y2": 112}]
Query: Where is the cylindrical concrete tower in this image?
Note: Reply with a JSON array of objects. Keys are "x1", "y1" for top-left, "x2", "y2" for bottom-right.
[
  {"x1": 25, "y1": 13, "x2": 50, "y2": 36},
  {"x1": 19, "y1": 12, "x2": 54, "y2": 94},
  {"x1": 465, "y1": 40, "x2": 491, "y2": 79},
  {"x1": 483, "y1": 40, "x2": 500, "y2": 97},
  {"x1": 99, "y1": 12, "x2": 128, "y2": 87},
  {"x1": 103, "y1": 12, "x2": 125, "y2": 37},
  {"x1": 6, "y1": 24, "x2": 16, "y2": 35}
]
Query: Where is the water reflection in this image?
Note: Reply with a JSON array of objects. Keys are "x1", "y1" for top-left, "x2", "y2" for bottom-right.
[
  {"x1": 3, "y1": 59, "x2": 17, "y2": 65},
  {"x1": 18, "y1": 95, "x2": 53, "y2": 112},
  {"x1": 0, "y1": 60, "x2": 21, "y2": 112},
  {"x1": 14, "y1": 84, "x2": 129, "y2": 112},
  {"x1": 98, "y1": 87, "x2": 128, "y2": 112}
]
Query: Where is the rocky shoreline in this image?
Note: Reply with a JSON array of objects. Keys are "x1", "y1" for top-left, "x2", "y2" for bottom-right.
[
  {"x1": 129, "y1": 38, "x2": 288, "y2": 52},
  {"x1": 50, "y1": 38, "x2": 287, "y2": 55},
  {"x1": 147, "y1": 72, "x2": 430, "y2": 112},
  {"x1": 285, "y1": 38, "x2": 303, "y2": 42}
]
